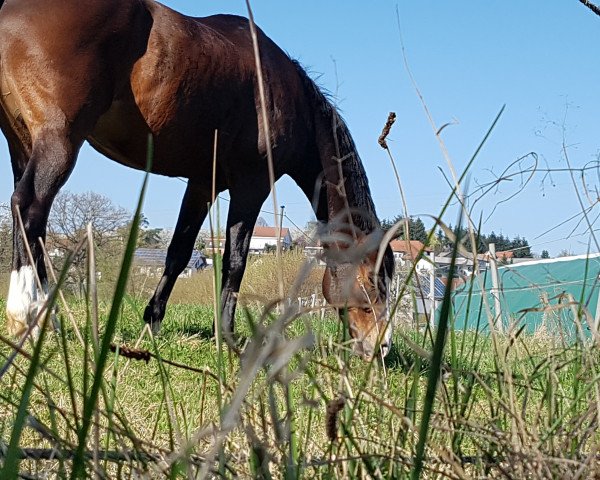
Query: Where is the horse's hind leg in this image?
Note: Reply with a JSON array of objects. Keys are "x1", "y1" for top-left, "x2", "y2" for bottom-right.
[
  {"x1": 7, "y1": 131, "x2": 81, "y2": 336},
  {"x1": 144, "y1": 182, "x2": 209, "y2": 333}
]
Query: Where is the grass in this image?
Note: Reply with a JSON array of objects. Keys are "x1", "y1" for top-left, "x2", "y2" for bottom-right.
[
  {"x1": 2, "y1": 127, "x2": 599, "y2": 479},
  {"x1": 0, "y1": 283, "x2": 599, "y2": 479}
]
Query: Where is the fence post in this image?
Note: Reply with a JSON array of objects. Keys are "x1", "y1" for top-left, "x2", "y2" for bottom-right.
[{"x1": 489, "y1": 243, "x2": 503, "y2": 333}]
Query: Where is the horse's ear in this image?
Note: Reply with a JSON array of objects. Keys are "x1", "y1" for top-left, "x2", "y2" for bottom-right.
[{"x1": 360, "y1": 230, "x2": 385, "y2": 264}]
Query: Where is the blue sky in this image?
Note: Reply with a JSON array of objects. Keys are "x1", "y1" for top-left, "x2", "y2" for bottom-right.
[{"x1": 1, "y1": 1, "x2": 599, "y2": 256}]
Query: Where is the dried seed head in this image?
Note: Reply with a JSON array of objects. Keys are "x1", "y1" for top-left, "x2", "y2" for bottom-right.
[{"x1": 325, "y1": 396, "x2": 346, "y2": 442}]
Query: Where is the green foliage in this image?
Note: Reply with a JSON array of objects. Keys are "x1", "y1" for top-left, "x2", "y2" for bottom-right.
[
  {"x1": 436, "y1": 225, "x2": 533, "y2": 257},
  {"x1": 382, "y1": 216, "x2": 532, "y2": 258},
  {"x1": 263, "y1": 243, "x2": 277, "y2": 254},
  {"x1": 1, "y1": 293, "x2": 599, "y2": 478},
  {"x1": 381, "y1": 215, "x2": 428, "y2": 243},
  {"x1": 541, "y1": 249, "x2": 550, "y2": 259},
  {"x1": 0, "y1": 212, "x2": 11, "y2": 272},
  {"x1": 137, "y1": 227, "x2": 164, "y2": 248},
  {"x1": 194, "y1": 236, "x2": 206, "y2": 252}
]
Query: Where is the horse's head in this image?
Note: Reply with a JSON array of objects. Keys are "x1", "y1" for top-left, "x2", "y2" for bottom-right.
[{"x1": 322, "y1": 233, "x2": 395, "y2": 360}]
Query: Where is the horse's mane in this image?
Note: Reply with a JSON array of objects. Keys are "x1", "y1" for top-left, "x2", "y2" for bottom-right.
[{"x1": 291, "y1": 60, "x2": 379, "y2": 233}]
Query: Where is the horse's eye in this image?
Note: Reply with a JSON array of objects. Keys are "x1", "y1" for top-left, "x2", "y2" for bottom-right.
[{"x1": 364, "y1": 307, "x2": 373, "y2": 314}]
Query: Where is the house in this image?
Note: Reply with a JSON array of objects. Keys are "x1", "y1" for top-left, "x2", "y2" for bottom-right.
[
  {"x1": 390, "y1": 240, "x2": 430, "y2": 261},
  {"x1": 134, "y1": 248, "x2": 207, "y2": 278},
  {"x1": 205, "y1": 236, "x2": 225, "y2": 256},
  {"x1": 249, "y1": 226, "x2": 292, "y2": 254},
  {"x1": 435, "y1": 251, "x2": 488, "y2": 277},
  {"x1": 390, "y1": 240, "x2": 435, "y2": 273},
  {"x1": 484, "y1": 250, "x2": 514, "y2": 263},
  {"x1": 413, "y1": 273, "x2": 447, "y2": 317}
]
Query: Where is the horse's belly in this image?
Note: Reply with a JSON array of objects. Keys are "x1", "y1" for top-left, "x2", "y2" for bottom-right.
[{"x1": 88, "y1": 99, "x2": 157, "y2": 172}]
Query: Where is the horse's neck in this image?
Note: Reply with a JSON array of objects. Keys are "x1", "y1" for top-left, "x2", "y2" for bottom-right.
[
  {"x1": 292, "y1": 59, "x2": 378, "y2": 234},
  {"x1": 320, "y1": 126, "x2": 377, "y2": 234}
]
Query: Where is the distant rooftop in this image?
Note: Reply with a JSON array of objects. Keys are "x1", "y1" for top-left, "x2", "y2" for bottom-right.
[
  {"x1": 253, "y1": 226, "x2": 291, "y2": 238},
  {"x1": 414, "y1": 274, "x2": 446, "y2": 300},
  {"x1": 390, "y1": 240, "x2": 430, "y2": 259},
  {"x1": 134, "y1": 248, "x2": 206, "y2": 270}
]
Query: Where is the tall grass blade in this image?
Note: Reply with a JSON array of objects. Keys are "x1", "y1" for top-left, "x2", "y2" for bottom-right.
[{"x1": 411, "y1": 218, "x2": 462, "y2": 480}]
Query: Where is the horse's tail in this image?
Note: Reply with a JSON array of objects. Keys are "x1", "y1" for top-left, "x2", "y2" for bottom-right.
[{"x1": 291, "y1": 60, "x2": 378, "y2": 231}]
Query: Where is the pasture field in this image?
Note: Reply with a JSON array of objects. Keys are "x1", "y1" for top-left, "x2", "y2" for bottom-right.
[{"x1": 0, "y1": 252, "x2": 599, "y2": 479}]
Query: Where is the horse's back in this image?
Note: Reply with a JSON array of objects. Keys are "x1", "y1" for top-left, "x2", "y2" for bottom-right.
[
  {"x1": 97, "y1": 7, "x2": 314, "y2": 181},
  {"x1": 0, "y1": 0, "x2": 152, "y2": 144},
  {"x1": 0, "y1": 0, "x2": 316, "y2": 184}
]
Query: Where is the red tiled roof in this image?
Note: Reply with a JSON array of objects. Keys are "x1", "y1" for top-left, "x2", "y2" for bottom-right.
[
  {"x1": 253, "y1": 226, "x2": 290, "y2": 238},
  {"x1": 389, "y1": 240, "x2": 430, "y2": 258},
  {"x1": 484, "y1": 250, "x2": 514, "y2": 260}
]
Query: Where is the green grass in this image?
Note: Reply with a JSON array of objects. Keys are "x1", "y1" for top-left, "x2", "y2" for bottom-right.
[{"x1": 0, "y1": 293, "x2": 599, "y2": 478}]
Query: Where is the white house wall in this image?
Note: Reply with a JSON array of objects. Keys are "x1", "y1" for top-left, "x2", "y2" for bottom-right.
[{"x1": 249, "y1": 235, "x2": 292, "y2": 252}]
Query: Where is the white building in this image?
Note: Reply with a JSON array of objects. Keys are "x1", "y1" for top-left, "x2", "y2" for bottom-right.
[
  {"x1": 390, "y1": 239, "x2": 434, "y2": 272},
  {"x1": 249, "y1": 226, "x2": 293, "y2": 254}
]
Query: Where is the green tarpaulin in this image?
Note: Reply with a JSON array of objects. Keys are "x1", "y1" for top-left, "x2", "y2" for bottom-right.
[{"x1": 447, "y1": 253, "x2": 600, "y2": 336}]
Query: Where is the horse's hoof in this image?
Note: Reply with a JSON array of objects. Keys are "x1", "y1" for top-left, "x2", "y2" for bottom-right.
[
  {"x1": 5, "y1": 315, "x2": 27, "y2": 338},
  {"x1": 149, "y1": 320, "x2": 161, "y2": 335}
]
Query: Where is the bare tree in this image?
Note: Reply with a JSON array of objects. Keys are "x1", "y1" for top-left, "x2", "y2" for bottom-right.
[
  {"x1": 47, "y1": 191, "x2": 130, "y2": 293},
  {"x1": 49, "y1": 191, "x2": 129, "y2": 249},
  {"x1": 0, "y1": 203, "x2": 11, "y2": 270}
]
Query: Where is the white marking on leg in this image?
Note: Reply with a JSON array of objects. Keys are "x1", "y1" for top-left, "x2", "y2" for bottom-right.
[{"x1": 6, "y1": 266, "x2": 48, "y2": 337}]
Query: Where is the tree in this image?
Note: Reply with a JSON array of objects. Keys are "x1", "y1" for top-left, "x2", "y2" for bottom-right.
[
  {"x1": 510, "y1": 235, "x2": 532, "y2": 258},
  {"x1": 381, "y1": 215, "x2": 428, "y2": 244},
  {"x1": 437, "y1": 223, "x2": 470, "y2": 252},
  {"x1": 264, "y1": 243, "x2": 276, "y2": 254},
  {"x1": 49, "y1": 191, "x2": 130, "y2": 248},
  {"x1": 138, "y1": 227, "x2": 165, "y2": 248},
  {"x1": 0, "y1": 203, "x2": 11, "y2": 270},
  {"x1": 485, "y1": 231, "x2": 512, "y2": 253},
  {"x1": 541, "y1": 250, "x2": 550, "y2": 259},
  {"x1": 134, "y1": 213, "x2": 163, "y2": 248},
  {"x1": 47, "y1": 191, "x2": 130, "y2": 292},
  {"x1": 435, "y1": 227, "x2": 533, "y2": 258}
]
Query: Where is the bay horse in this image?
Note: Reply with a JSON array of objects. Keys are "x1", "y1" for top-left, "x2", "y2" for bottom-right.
[{"x1": 0, "y1": 0, "x2": 394, "y2": 359}]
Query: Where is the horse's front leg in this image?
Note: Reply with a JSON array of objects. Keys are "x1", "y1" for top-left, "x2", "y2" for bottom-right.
[
  {"x1": 144, "y1": 182, "x2": 209, "y2": 333},
  {"x1": 6, "y1": 133, "x2": 80, "y2": 337},
  {"x1": 220, "y1": 182, "x2": 270, "y2": 337}
]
